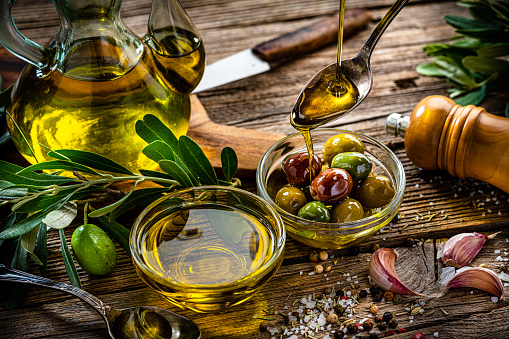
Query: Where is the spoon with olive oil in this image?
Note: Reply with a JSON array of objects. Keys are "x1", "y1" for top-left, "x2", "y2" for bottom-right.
[
  {"x1": 291, "y1": 0, "x2": 410, "y2": 130},
  {"x1": 0, "y1": 264, "x2": 201, "y2": 339}
]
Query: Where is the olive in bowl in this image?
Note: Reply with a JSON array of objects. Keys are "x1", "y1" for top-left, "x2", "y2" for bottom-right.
[{"x1": 256, "y1": 129, "x2": 405, "y2": 249}]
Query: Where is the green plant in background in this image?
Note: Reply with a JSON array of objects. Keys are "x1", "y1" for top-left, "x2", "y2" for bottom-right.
[
  {"x1": 416, "y1": 0, "x2": 509, "y2": 114},
  {"x1": 0, "y1": 104, "x2": 238, "y2": 308}
]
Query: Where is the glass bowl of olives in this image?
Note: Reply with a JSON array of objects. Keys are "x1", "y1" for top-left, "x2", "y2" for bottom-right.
[{"x1": 256, "y1": 129, "x2": 405, "y2": 249}]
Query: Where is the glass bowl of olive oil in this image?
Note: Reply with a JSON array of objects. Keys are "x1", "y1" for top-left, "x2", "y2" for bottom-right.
[
  {"x1": 130, "y1": 186, "x2": 285, "y2": 313},
  {"x1": 256, "y1": 129, "x2": 405, "y2": 249}
]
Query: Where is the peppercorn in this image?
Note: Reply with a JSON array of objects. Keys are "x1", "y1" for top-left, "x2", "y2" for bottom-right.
[
  {"x1": 369, "y1": 285, "x2": 381, "y2": 295},
  {"x1": 373, "y1": 244, "x2": 380, "y2": 251},
  {"x1": 369, "y1": 304, "x2": 379, "y2": 315},
  {"x1": 326, "y1": 313, "x2": 339, "y2": 324},
  {"x1": 334, "y1": 304, "x2": 345, "y2": 315},
  {"x1": 359, "y1": 289, "x2": 368, "y2": 298},
  {"x1": 368, "y1": 334, "x2": 379, "y2": 339},
  {"x1": 405, "y1": 237, "x2": 415, "y2": 246},
  {"x1": 362, "y1": 319, "x2": 374, "y2": 331},
  {"x1": 388, "y1": 318, "x2": 398, "y2": 329},
  {"x1": 386, "y1": 330, "x2": 396, "y2": 336},
  {"x1": 334, "y1": 332, "x2": 344, "y2": 339},
  {"x1": 324, "y1": 287, "x2": 332, "y2": 295},
  {"x1": 384, "y1": 291, "x2": 394, "y2": 301},
  {"x1": 382, "y1": 311, "x2": 393, "y2": 322},
  {"x1": 324, "y1": 265, "x2": 332, "y2": 272},
  {"x1": 319, "y1": 250, "x2": 328, "y2": 261},
  {"x1": 309, "y1": 252, "x2": 319, "y2": 261},
  {"x1": 398, "y1": 328, "x2": 407, "y2": 333},
  {"x1": 314, "y1": 264, "x2": 324, "y2": 274},
  {"x1": 336, "y1": 290, "x2": 345, "y2": 298},
  {"x1": 347, "y1": 323, "x2": 359, "y2": 334},
  {"x1": 373, "y1": 293, "x2": 383, "y2": 302},
  {"x1": 374, "y1": 316, "x2": 383, "y2": 323},
  {"x1": 414, "y1": 333, "x2": 426, "y2": 339},
  {"x1": 259, "y1": 322, "x2": 268, "y2": 332},
  {"x1": 392, "y1": 293, "x2": 402, "y2": 304},
  {"x1": 377, "y1": 322, "x2": 387, "y2": 331}
]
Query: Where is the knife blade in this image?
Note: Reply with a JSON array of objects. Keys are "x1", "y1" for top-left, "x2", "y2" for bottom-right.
[{"x1": 193, "y1": 8, "x2": 372, "y2": 93}]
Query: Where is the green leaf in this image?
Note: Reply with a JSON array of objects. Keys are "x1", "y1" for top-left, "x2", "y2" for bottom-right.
[
  {"x1": 179, "y1": 135, "x2": 217, "y2": 185},
  {"x1": 454, "y1": 84, "x2": 487, "y2": 106},
  {"x1": 0, "y1": 160, "x2": 75, "y2": 186},
  {"x1": 59, "y1": 228, "x2": 81, "y2": 288},
  {"x1": 35, "y1": 225, "x2": 48, "y2": 276},
  {"x1": 142, "y1": 140, "x2": 175, "y2": 163},
  {"x1": 159, "y1": 160, "x2": 194, "y2": 188},
  {"x1": 88, "y1": 180, "x2": 140, "y2": 218},
  {"x1": 206, "y1": 208, "x2": 252, "y2": 244},
  {"x1": 0, "y1": 181, "x2": 34, "y2": 200},
  {"x1": 42, "y1": 202, "x2": 78, "y2": 229},
  {"x1": 4, "y1": 239, "x2": 29, "y2": 309},
  {"x1": 95, "y1": 215, "x2": 131, "y2": 255},
  {"x1": 416, "y1": 63, "x2": 448, "y2": 77},
  {"x1": 17, "y1": 160, "x2": 102, "y2": 176},
  {"x1": 221, "y1": 147, "x2": 238, "y2": 182},
  {"x1": 109, "y1": 187, "x2": 169, "y2": 221},
  {"x1": 0, "y1": 131, "x2": 10, "y2": 145},
  {"x1": 48, "y1": 149, "x2": 134, "y2": 175},
  {"x1": 463, "y1": 56, "x2": 509, "y2": 72},
  {"x1": 433, "y1": 56, "x2": 478, "y2": 87},
  {"x1": 477, "y1": 43, "x2": 509, "y2": 57},
  {"x1": 456, "y1": 27, "x2": 509, "y2": 40},
  {"x1": 138, "y1": 169, "x2": 177, "y2": 187},
  {"x1": 445, "y1": 14, "x2": 500, "y2": 29},
  {"x1": 0, "y1": 190, "x2": 75, "y2": 239},
  {"x1": 0, "y1": 212, "x2": 16, "y2": 248},
  {"x1": 136, "y1": 115, "x2": 180, "y2": 154},
  {"x1": 20, "y1": 225, "x2": 43, "y2": 265},
  {"x1": 0, "y1": 85, "x2": 12, "y2": 109},
  {"x1": 14, "y1": 185, "x2": 105, "y2": 213}
]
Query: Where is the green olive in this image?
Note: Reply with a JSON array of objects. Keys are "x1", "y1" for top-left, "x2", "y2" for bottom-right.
[
  {"x1": 275, "y1": 186, "x2": 308, "y2": 215},
  {"x1": 331, "y1": 198, "x2": 365, "y2": 223},
  {"x1": 322, "y1": 133, "x2": 365, "y2": 166},
  {"x1": 331, "y1": 152, "x2": 372, "y2": 181},
  {"x1": 297, "y1": 201, "x2": 331, "y2": 223},
  {"x1": 71, "y1": 224, "x2": 117, "y2": 276},
  {"x1": 356, "y1": 175, "x2": 395, "y2": 208}
]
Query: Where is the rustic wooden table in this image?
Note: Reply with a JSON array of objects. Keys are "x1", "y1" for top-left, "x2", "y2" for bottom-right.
[{"x1": 1, "y1": 0, "x2": 509, "y2": 338}]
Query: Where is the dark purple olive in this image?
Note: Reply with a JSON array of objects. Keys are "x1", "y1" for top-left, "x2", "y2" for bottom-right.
[
  {"x1": 282, "y1": 152, "x2": 322, "y2": 187},
  {"x1": 310, "y1": 168, "x2": 352, "y2": 204}
]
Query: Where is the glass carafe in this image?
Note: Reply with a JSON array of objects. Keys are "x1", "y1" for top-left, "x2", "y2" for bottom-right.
[{"x1": 0, "y1": 0, "x2": 205, "y2": 173}]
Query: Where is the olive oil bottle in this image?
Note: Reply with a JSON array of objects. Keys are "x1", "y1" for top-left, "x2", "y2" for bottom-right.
[{"x1": 1, "y1": 0, "x2": 204, "y2": 173}]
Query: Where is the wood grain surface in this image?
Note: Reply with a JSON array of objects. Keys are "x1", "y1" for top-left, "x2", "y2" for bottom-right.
[{"x1": 1, "y1": 0, "x2": 509, "y2": 338}]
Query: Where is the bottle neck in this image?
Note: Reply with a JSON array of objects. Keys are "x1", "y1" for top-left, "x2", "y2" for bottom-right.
[{"x1": 54, "y1": 0, "x2": 122, "y2": 21}]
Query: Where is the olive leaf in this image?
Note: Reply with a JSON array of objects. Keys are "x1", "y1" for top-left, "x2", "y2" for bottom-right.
[
  {"x1": 142, "y1": 140, "x2": 175, "y2": 163},
  {"x1": 48, "y1": 149, "x2": 134, "y2": 175},
  {"x1": 108, "y1": 187, "x2": 169, "y2": 221},
  {"x1": 206, "y1": 208, "x2": 252, "y2": 245},
  {"x1": 88, "y1": 180, "x2": 141, "y2": 218},
  {"x1": 179, "y1": 135, "x2": 218, "y2": 185},
  {"x1": 0, "y1": 160, "x2": 76, "y2": 186},
  {"x1": 463, "y1": 56, "x2": 509, "y2": 73},
  {"x1": 35, "y1": 225, "x2": 48, "y2": 276},
  {"x1": 0, "y1": 212, "x2": 16, "y2": 248},
  {"x1": 20, "y1": 224, "x2": 43, "y2": 265},
  {"x1": 95, "y1": 215, "x2": 131, "y2": 255},
  {"x1": 17, "y1": 160, "x2": 103, "y2": 177},
  {"x1": 59, "y1": 228, "x2": 81, "y2": 288},
  {"x1": 138, "y1": 169, "x2": 176, "y2": 187},
  {"x1": 135, "y1": 114, "x2": 180, "y2": 156},
  {"x1": 42, "y1": 202, "x2": 78, "y2": 229},
  {"x1": 159, "y1": 160, "x2": 194, "y2": 188},
  {"x1": 221, "y1": 147, "x2": 238, "y2": 182},
  {"x1": 4, "y1": 239, "x2": 29, "y2": 310}
]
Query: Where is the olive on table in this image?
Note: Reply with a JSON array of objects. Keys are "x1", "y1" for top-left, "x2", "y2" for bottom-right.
[
  {"x1": 322, "y1": 133, "x2": 365, "y2": 166},
  {"x1": 282, "y1": 152, "x2": 322, "y2": 187},
  {"x1": 297, "y1": 201, "x2": 331, "y2": 222},
  {"x1": 275, "y1": 186, "x2": 308, "y2": 215},
  {"x1": 310, "y1": 168, "x2": 353, "y2": 204},
  {"x1": 331, "y1": 152, "x2": 372, "y2": 181},
  {"x1": 355, "y1": 175, "x2": 395, "y2": 208},
  {"x1": 331, "y1": 198, "x2": 364, "y2": 223}
]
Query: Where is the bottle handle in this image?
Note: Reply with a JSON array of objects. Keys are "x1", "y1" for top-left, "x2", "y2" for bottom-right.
[{"x1": 0, "y1": 0, "x2": 51, "y2": 69}]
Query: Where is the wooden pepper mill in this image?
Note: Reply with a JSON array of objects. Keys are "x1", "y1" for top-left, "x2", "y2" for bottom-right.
[{"x1": 386, "y1": 95, "x2": 509, "y2": 194}]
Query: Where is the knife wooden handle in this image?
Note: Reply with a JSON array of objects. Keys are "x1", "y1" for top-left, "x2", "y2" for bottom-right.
[{"x1": 252, "y1": 8, "x2": 372, "y2": 63}]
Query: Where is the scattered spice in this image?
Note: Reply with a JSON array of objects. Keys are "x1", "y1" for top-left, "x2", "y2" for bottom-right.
[
  {"x1": 359, "y1": 289, "x2": 368, "y2": 298},
  {"x1": 319, "y1": 251, "x2": 328, "y2": 261},
  {"x1": 377, "y1": 322, "x2": 388, "y2": 330},
  {"x1": 369, "y1": 304, "x2": 379, "y2": 314},
  {"x1": 373, "y1": 244, "x2": 381, "y2": 251},
  {"x1": 441, "y1": 307, "x2": 449, "y2": 316},
  {"x1": 326, "y1": 313, "x2": 339, "y2": 324},
  {"x1": 384, "y1": 291, "x2": 394, "y2": 301},
  {"x1": 309, "y1": 252, "x2": 319, "y2": 262},
  {"x1": 414, "y1": 332, "x2": 426, "y2": 339},
  {"x1": 382, "y1": 311, "x2": 393, "y2": 322},
  {"x1": 374, "y1": 316, "x2": 383, "y2": 323},
  {"x1": 393, "y1": 293, "x2": 402, "y2": 304},
  {"x1": 386, "y1": 330, "x2": 396, "y2": 336},
  {"x1": 363, "y1": 319, "x2": 375, "y2": 331},
  {"x1": 324, "y1": 265, "x2": 332, "y2": 273},
  {"x1": 259, "y1": 321, "x2": 268, "y2": 332},
  {"x1": 334, "y1": 332, "x2": 344, "y2": 339},
  {"x1": 314, "y1": 264, "x2": 324, "y2": 274},
  {"x1": 405, "y1": 238, "x2": 415, "y2": 246},
  {"x1": 373, "y1": 293, "x2": 383, "y2": 302},
  {"x1": 398, "y1": 328, "x2": 407, "y2": 333},
  {"x1": 346, "y1": 323, "x2": 359, "y2": 334},
  {"x1": 369, "y1": 334, "x2": 379, "y2": 339},
  {"x1": 411, "y1": 306, "x2": 422, "y2": 316},
  {"x1": 388, "y1": 318, "x2": 398, "y2": 329}
]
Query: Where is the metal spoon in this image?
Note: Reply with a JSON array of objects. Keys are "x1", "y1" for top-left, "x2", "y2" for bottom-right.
[
  {"x1": 0, "y1": 264, "x2": 201, "y2": 339},
  {"x1": 291, "y1": 0, "x2": 410, "y2": 128}
]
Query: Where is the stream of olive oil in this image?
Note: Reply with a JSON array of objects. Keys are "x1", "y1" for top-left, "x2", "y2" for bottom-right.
[
  {"x1": 141, "y1": 204, "x2": 274, "y2": 286},
  {"x1": 290, "y1": 0, "x2": 360, "y2": 180},
  {"x1": 7, "y1": 28, "x2": 204, "y2": 173}
]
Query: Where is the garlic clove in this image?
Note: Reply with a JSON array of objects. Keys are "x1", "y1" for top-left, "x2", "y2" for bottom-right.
[
  {"x1": 441, "y1": 232, "x2": 498, "y2": 268},
  {"x1": 445, "y1": 267, "x2": 504, "y2": 299},
  {"x1": 369, "y1": 248, "x2": 418, "y2": 295}
]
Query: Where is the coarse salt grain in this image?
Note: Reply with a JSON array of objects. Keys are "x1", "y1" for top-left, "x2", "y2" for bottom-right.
[
  {"x1": 495, "y1": 250, "x2": 501, "y2": 254},
  {"x1": 434, "y1": 332, "x2": 439, "y2": 337},
  {"x1": 491, "y1": 296, "x2": 499, "y2": 303}
]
